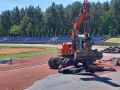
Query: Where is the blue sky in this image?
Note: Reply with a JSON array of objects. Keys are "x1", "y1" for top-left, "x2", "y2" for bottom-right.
[{"x1": 0, "y1": 0, "x2": 110, "y2": 13}]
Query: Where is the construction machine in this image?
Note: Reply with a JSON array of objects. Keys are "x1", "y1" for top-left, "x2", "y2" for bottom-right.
[{"x1": 48, "y1": 0, "x2": 103, "y2": 71}]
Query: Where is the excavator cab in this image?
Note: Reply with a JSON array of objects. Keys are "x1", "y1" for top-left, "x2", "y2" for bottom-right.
[
  {"x1": 57, "y1": 34, "x2": 85, "y2": 56},
  {"x1": 76, "y1": 34, "x2": 84, "y2": 51}
]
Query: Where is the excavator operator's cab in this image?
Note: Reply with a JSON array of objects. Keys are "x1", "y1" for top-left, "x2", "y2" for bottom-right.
[
  {"x1": 76, "y1": 34, "x2": 84, "y2": 51},
  {"x1": 76, "y1": 34, "x2": 92, "y2": 52}
]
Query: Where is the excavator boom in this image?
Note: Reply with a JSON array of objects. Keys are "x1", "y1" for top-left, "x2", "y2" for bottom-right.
[{"x1": 72, "y1": 0, "x2": 91, "y2": 52}]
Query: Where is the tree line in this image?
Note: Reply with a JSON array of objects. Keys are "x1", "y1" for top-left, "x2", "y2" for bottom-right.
[{"x1": 0, "y1": 0, "x2": 120, "y2": 37}]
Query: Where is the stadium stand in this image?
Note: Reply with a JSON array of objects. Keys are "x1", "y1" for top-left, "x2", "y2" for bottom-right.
[
  {"x1": 91, "y1": 36, "x2": 105, "y2": 43},
  {"x1": 0, "y1": 36, "x2": 105, "y2": 44}
]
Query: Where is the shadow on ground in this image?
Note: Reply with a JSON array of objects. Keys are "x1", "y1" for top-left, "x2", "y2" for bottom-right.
[{"x1": 80, "y1": 74, "x2": 120, "y2": 87}]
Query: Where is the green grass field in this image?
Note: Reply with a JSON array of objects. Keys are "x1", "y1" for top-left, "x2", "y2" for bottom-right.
[
  {"x1": 93, "y1": 45, "x2": 109, "y2": 49},
  {"x1": 0, "y1": 44, "x2": 57, "y2": 60},
  {"x1": 0, "y1": 49, "x2": 56, "y2": 59},
  {"x1": 0, "y1": 43, "x2": 57, "y2": 48},
  {"x1": 105, "y1": 38, "x2": 120, "y2": 43}
]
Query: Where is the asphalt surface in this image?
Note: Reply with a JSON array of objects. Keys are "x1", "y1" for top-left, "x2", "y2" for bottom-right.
[{"x1": 25, "y1": 71, "x2": 120, "y2": 90}]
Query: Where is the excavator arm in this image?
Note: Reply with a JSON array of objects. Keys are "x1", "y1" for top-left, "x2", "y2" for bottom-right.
[
  {"x1": 58, "y1": 0, "x2": 91, "y2": 56},
  {"x1": 72, "y1": 0, "x2": 91, "y2": 52},
  {"x1": 72, "y1": 14, "x2": 85, "y2": 37},
  {"x1": 72, "y1": 0, "x2": 90, "y2": 36}
]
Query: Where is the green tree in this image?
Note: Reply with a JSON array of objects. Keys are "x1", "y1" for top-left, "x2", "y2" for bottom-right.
[
  {"x1": 100, "y1": 11, "x2": 114, "y2": 36},
  {"x1": 34, "y1": 6, "x2": 44, "y2": 37},
  {"x1": 0, "y1": 10, "x2": 11, "y2": 36},
  {"x1": 111, "y1": 0, "x2": 120, "y2": 35},
  {"x1": 10, "y1": 25, "x2": 21, "y2": 36},
  {"x1": 102, "y1": 1, "x2": 110, "y2": 12},
  {"x1": 11, "y1": 6, "x2": 20, "y2": 25},
  {"x1": 20, "y1": 16, "x2": 32, "y2": 37},
  {"x1": 45, "y1": 2, "x2": 58, "y2": 37},
  {"x1": 91, "y1": 2, "x2": 103, "y2": 36},
  {"x1": 0, "y1": 0, "x2": 120, "y2": 37}
]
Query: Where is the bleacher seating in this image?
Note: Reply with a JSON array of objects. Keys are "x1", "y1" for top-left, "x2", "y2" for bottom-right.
[
  {"x1": 91, "y1": 36, "x2": 105, "y2": 43},
  {"x1": 0, "y1": 36, "x2": 105, "y2": 44}
]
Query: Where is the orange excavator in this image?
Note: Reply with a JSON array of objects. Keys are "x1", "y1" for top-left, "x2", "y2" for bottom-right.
[{"x1": 48, "y1": 0, "x2": 103, "y2": 69}]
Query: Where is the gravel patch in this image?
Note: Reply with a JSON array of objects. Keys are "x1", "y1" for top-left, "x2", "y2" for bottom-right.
[
  {"x1": 25, "y1": 71, "x2": 120, "y2": 90},
  {"x1": 103, "y1": 53, "x2": 120, "y2": 58}
]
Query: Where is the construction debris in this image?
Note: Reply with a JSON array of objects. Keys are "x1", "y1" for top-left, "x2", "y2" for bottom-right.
[
  {"x1": 100, "y1": 46, "x2": 120, "y2": 54},
  {"x1": 58, "y1": 63, "x2": 117, "y2": 74},
  {"x1": 111, "y1": 58, "x2": 120, "y2": 66},
  {"x1": 58, "y1": 57, "x2": 120, "y2": 74}
]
